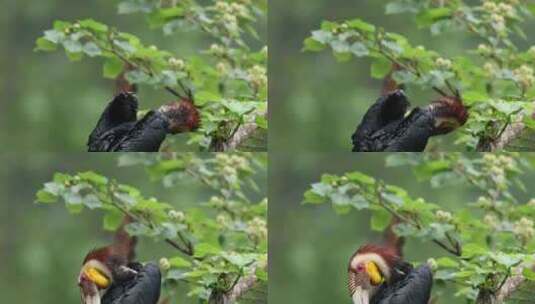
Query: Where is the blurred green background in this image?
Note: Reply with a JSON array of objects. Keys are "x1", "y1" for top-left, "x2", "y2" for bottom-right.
[
  {"x1": 0, "y1": 0, "x2": 234, "y2": 151},
  {"x1": 269, "y1": 0, "x2": 535, "y2": 152},
  {"x1": 269, "y1": 152, "x2": 535, "y2": 304},
  {"x1": 0, "y1": 153, "x2": 267, "y2": 303}
]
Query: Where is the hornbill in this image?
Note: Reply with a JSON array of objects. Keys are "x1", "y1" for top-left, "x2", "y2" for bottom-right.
[
  {"x1": 87, "y1": 92, "x2": 200, "y2": 152},
  {"x1": 351, "y1": 90, "x2": 468, "y2": 152},
  {"x1": 78, "y1": 217, "x2": 161, "y2": 304},
  {"x1": 348, "y1": 244, "x2": 433, "y2": 304}
]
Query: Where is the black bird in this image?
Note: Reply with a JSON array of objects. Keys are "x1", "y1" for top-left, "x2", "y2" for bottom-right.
[
  {"x1": 78, "y1": 217, "x2": 161, "y2": 304},
  {"x1": 348, "y1": 244, "x2": 433, "y2": 304},
  {"x1": 87, "y1": 92, "x2": 200, "y2": 152},
  {"x1": 352, "y1": 90, "x2": 468, "y2": 152},
  {"x1": 79, "y1": 262, "x2": 161, "y2": 304}
]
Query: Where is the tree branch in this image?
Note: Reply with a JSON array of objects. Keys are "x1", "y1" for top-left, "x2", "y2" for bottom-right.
[
  {"x1": 475, "y1": 263, "x2": 534, "y2": 304},
  {"x1": 227, "y1": 271, "x2": 259, "y2": 302},
  {"x1": 477, "y1": 104, "x2": 532, "y2": 152},
  {"x1": 210, "y1": 110, "x2": 266, "y2": 152}
]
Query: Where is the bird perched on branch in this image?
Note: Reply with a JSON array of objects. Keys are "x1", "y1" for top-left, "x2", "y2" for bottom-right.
[
  {"x1": 351, "y1": 90, "x2": 468, "y2": 152},
  {"x1": 87, "y1": 92, "x2": 200, "y2": 152},
  {"x1": 348, "y1": 244, "x2": 433, "y2": 304},
  {"x1": 78, "y1": 217, "x2": 161, "y2": 304}
]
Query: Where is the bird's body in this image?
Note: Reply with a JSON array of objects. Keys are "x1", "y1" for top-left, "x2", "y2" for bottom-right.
[
  {"x1": 352, "y1": 90, "x2": 468, "y2": 152},
  {"x1": 88, "y1": 92, "x2": 200, "y2": 152},
  {"x1": 101, "y1": 263, "x2": 161, "y2": 304},
  {"x1": 371, "y1": 264, "x2": 432, "y2": 304},
  {"x1": 78, "y1": 216, "x2": 161, "y2": 304},
  {"x1": 348, "y1": 244, "x2": 433, "y2": 304}
]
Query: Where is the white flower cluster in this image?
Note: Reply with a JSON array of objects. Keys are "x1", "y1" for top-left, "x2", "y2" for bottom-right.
[
  {"x1": 436, "y1": 210, "x2": 453, "y2": 222},
  {"x1": 435, "y1": 57, "x2": 452, "y2": 69},
  {"x1": 216, "y1": 154, "x2": 250, "y2": 171},
  {"x1": 169, "y1": 210, "x2": 185, "y2": 221},
  {"x1": 247, "y1": 216, "x2": 267, "y2": 239},
  {"x1": 159, "y1": 257, "x2": 171, "y2": 270},
  {"x1": 248, "y1": 65, "x2": 267, "y2": 88},
  {"x1": 483, "y1": 213, "x2": 499, "y2": 228},
  {"x1": 513, "y1": 65, "x2": 535, "y2": 88},
  {"x1": 513, "y1": 217, "x2": 535, "y2": 242},
  {"x1": 168, "y1": 57, "x2": 185, "y2": 70},
  {"x1": 482, "y1": 1, "x2": 515, "y2": 34}
]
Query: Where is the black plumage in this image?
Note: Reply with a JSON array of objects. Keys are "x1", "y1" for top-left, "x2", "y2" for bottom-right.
[
  {"x1": 352, "y1": 90, "x2": 468, "y2": 152},
  {"x1": 87, "y1": 92, "x2": 200, "y2": 152},
  {"x1": 102, "y1": 263, "x2": 161, "y2": 304},
  {"x1": 371, "y1": 264, "x2": 433, "y2": 304}
]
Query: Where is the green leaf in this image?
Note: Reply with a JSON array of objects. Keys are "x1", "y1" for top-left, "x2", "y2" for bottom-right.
[
  {"x1": 194, "y1": 243, "x2": 220, "y2": 258},
  {"x1": 83, "y1": 42, "x2": 101, "y2": 57},
  {"x1": 350, "y1": 42, "x2": 369, "y2": 57},
  {"x1": 36, "y1": 190, "x2": 58, "y2": 204},
  {"x1": 303, "y1": 37, "x2": 326, "y2": 52},
  {"x1": 346, "y1": 172, "x2": 375, "y2": 185},
  {"x1": 79, "y1": 19, "x2": 108, "y2": 32},
  {"x1": 310, "y1": 182, "x2": 333, "y2": 196},
  {"x1": 63, "y1": 39, "x2": 82, "y2": 53},
  {"x1": 169, "y1": 256, "x2": 191, "y2": 268},
  {"x1": 43, "y1": 30, "x2": 64, "y2": 43},
  {"x1": 114, "y1": 40, "x2": 136, "y2": 54},
  {"x1": 103, "y1": 209, "x2": 124, "y2": 231},
  {"x1": 303, "y1": 190, "x2": 326, "y2": 204},
  {"x1": 103, "y1": 57, "x2": 125, "y2": 79},
  {"x1": 463, "y1": 90, "x2": 489, "y2": 105},
  {"x1": 79, "y1": 171, "x2": 108, "y2": 185},
  {"x1": 371, "y1": 209, "x2": 392, "y2": 231},
  {"x1": 347, "y1": 19, "x2": 375, "y2": 32},
  {"x1": 310, "y1": 30, "x2": 333, "y2": 44},
  {"x1": 371, "y1": 56, "x2": 391, "y2": 79},
  {"x1": 256, "y1": 116, "x2": 268, "y2": 129},
  {"x1": 436, "y1": 257, "x2": 459, "y2": 268},
  {"x1": 126, "y1": 70, "x2": 150, "y2": 83},
  {"x1": 35, "y1": 37, "x2": 57, "y2": 52},
  {"x1": 462, "y1": 243, "x2": 487, "y2": 258},
  {"x1": 195, "y1": 91, "x2": 221, "y2": 105},
  {"x1": 523, "y1": 268, "x2": 535, "y2": 281},
  {"x1": 83, "y1": 194, "x2": 102, "y2": 209}
]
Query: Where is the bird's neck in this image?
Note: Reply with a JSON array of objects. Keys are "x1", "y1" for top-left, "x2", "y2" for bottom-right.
[{"x1": 351, "y1": 287, "x2": 370, "y2": 304}]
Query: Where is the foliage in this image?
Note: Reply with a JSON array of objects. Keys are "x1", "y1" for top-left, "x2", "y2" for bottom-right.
[
  {"x1": 35, "y1": 153, "x2": 267, "y2": 303},
  {"x1": 303, "y1": 153, "x2": 535, "y2": 302},
  {"x1": 35, "y1": 0, "x2": 267, "y2": 151},
  {"x1": 304, "y1": 0, "x2": 535, "y2": 151}
]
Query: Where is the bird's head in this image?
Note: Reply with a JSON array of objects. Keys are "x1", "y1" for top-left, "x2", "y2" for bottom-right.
[
  {"x1": 78, "y1": 247, "x2": 115, "y2": 304},
  {"x1": 348, "y1": 244, "x2": 399, "y2": 304},
  {"x1": 158, "y1": 97, "x2": 201, "y2": 134},
  {"x1": 426, "y1": 95, "x2": 469, "y2": 135}
]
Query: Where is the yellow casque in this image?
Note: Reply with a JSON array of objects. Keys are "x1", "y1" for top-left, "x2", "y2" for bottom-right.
[
  {"x1": 365, "y1": 261, "x2": 384, "y2": 286},
  {"x1": 84, "y1": 267, "x2": 111, "y2": 289}
]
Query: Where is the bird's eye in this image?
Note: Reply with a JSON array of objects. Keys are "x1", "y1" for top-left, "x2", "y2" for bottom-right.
[{"x1": 356, "y1": 264, "x2": 365, "y2": 272}]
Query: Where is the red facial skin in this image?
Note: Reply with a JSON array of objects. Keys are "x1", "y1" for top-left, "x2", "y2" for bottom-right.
[
  {"x1": 160, "y1": 97, "x2": 201, "y2": 134},
  {"x1": 429, "y1": 96, "x2": 469, "y2": 126}
]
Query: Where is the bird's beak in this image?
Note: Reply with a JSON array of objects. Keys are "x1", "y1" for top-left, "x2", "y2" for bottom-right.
[
  {"x1": 351, "y1": 286, "x2": 370, "y2": 304},
  {"x1": 78, "y1": 266, "x2": 110, "y2": 304},
  {"x1": 365, "y1": 262, "x2": 384, "y2": 285},
  {"x1": 83, "y1": 267, "x2": 111, "y2": 289}
]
